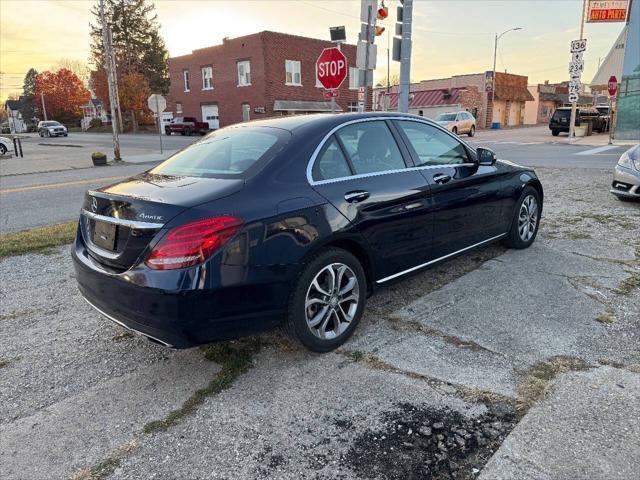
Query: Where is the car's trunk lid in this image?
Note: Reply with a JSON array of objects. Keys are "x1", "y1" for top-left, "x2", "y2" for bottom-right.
[{"x1": 80, "y1": 172, "x2": 243, "y2": 271}]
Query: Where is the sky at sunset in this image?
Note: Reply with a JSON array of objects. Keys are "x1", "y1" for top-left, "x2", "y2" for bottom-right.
[{"x1": 0, "y1": 0, "x2": 625, "y2": 102}]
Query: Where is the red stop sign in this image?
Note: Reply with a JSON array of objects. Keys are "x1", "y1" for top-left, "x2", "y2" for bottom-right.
[
  {"x1": 316, "y1": 48, "x2": 348, "y2": 90},
  {"x1": 608, "y1": 75, "x2": 618, "y2": 97}
]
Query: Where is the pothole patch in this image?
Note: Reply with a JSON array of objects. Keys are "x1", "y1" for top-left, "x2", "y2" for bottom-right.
[{"x1": 343, "y1": 403, "x2": 516, "y2": 480}]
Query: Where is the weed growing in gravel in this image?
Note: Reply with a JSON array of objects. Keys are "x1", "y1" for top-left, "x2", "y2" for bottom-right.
[
  {"x1": 143, "y1": 337, "x2": 262, "y2": 434},
  {"x1": 111, "y1": 331, "x2": 134, "y2": 342},
  {"x1": 0, "y1": 221, "x2": 76, "y2": 258},
  {"x1": 0, "y1": 358, "x2": 10, "y2": 368},
  {"x1": 517, "y1": 356, "x2": 590, "y2": 412},
  {"x1": 616, "y1": 272, "x2": 640, "y2": 296},
  {"x1": 595, "y1": 310, "x2": 615, "y2": 324}
]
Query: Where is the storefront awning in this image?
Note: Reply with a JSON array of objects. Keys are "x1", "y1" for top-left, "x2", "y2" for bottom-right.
[{"x1": 273, "y1": 100, "x2": 343, "y2": 112}]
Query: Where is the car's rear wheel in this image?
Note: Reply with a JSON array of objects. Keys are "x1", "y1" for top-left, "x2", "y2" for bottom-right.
[
  {"x1": 551, "y1": 129, "x2": 559, "y2": 136},
  {"x1": 286, "y1": 248, "x2": 366, "y2": 352},
  {"x1": 0, "y1": 144, "x2": 6, "y2": 155},
  {"x1": 503, "y1": 186, "x2": 541, "y2": 249},
  {"x1": 468, "y1": 125, "x2": 475, "y2": 137}
]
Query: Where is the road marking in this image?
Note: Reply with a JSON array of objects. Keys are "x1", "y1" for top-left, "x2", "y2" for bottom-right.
[
  {"x1": 575, "y1": 145, "x2": 619, "y2": 155},
  {"x1": 0, "y1": 176, "x2": 126, "y2": 194}
]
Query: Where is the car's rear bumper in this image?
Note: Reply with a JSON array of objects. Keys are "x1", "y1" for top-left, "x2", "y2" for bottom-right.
[
  {"x1": 611, "y1": 164, "x2": 640, "y2": 198},
  {"x1": 72, "y1": 236, "x2": 293, "y2": 348}
]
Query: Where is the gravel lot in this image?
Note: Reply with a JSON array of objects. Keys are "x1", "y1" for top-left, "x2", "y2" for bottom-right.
[{"x1": 0, "y1": 165, "x2": 638, "y2": 479}]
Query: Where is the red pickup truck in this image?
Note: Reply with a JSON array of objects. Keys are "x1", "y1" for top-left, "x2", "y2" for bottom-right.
[{"x1": 165, "y1": 117, "x2": 210, "y2": 136}]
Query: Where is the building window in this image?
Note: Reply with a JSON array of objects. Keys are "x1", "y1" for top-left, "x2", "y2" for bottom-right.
[
  {"x1": 242, "y1": 103, "x2": 250, "y2": 122},
  {"x1": 183, "y1": 70, "x2": 190, "y2": 92},
  {"x1": 285, "y1": 60, "x2": 302, "y2": 86},
  {"x1": 237, "y1": 60, "x2": 251, "y2": 86},
  {"x1": 201, "y1": 66, "x2": 213, "y2": 90},
  {"x1": 176, "y1": 102, "x2": 183, "y2": 114},
  {"x1": 348, "y1": 102, "x2": 358, "y2": 112},
  {"x1": 349, "y1": 67, "x2": 359, "y2": 90}
]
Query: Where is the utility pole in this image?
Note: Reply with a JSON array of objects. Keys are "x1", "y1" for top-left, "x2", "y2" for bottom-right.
[
  {"x1": 568, "y1": 0, "x2": 587, "y2": 141},
  {"x1": 360, "y1": 3, "x2": 373, "y2": 113},
  {"x1": 107, "y1": 27, "x2": 124, "y2": 134},
  {"x1": 99, "y1": 0, "x2": 121, "y2": 161},
  {"x1": 40, "y1": 92, "x2": 48, "y2": 121},
  {"x1": 397, "y1": 0, "x2": 413, "y2": 113}
]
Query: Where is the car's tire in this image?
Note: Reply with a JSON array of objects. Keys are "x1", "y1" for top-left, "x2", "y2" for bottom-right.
[
  {"x1": 39, "y1": 130, "x2": 44, "y2": 137},
  {"x1": 285, "y1": 248, "x2": 367, "y2": 353},
  {"x1": 452, "y1": 127, "x2": 458, "y2": 135},
  {"x1": 503, "y1": 186, "x2": 542, "y2": 250},
  {"x1": 64, "y1": 133, "x2": 68, "y2": 137},
  {"x1": 0, "y1": 144, "x2": 6, "y2": 155},
  {"x1": 551, "y1": 129, "x2": 559, "y2": 136},
  {"x1": 468, "y1": 125, "x2": 476, "y2": 137},
  {"x1": 614, "y1": 194, "x2": 636, "y2": 202},
  {"x1": 180, "y1": 131, "x2": 186, "y2": 136}
]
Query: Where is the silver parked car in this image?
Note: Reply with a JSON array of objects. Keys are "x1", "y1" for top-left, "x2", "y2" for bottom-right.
[
  {"x1": 610, "y1": 144, "x2": 640, "y2": 201},
  {"x1": 38, "y1": 120, "x2": 68, "y2": 137},
  {"x1": 435, "y1": 111, "x2": 476, "y2": 137}
]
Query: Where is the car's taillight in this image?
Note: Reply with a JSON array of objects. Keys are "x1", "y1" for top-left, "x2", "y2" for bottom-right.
[{"x1": 145, "y1": 215, "x2": 243, "y2": 270}]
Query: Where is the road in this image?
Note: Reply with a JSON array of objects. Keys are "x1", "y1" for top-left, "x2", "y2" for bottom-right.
[{"x1": 0, "y1": 126, "x2": 631, "y2": 233}]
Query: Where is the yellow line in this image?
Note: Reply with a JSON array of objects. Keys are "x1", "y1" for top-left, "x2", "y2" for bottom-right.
[{"x1": 0, "y1": 176, "x2": 127, "y2": 194}]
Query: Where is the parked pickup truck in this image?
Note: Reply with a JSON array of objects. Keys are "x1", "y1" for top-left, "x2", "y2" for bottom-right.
[{"x1": 165, "y1": 117, "x2": 210, "y2": 136}]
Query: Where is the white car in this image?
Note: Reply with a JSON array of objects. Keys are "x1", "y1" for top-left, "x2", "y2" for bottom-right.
[
  {"x1": 435, "y1": 111, "x2": 476, "y2": 137},
  {"x1": 38, "y1": 120, "x2": 68, "y2": 137},
  {"x1": 0, "y1": 136, "x2": 11, "y2": 155}
]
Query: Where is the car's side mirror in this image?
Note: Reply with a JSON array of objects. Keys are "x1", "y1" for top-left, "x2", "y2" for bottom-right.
[{"x1": 477, "y1": 147, "x2": 497, "y2": 166}]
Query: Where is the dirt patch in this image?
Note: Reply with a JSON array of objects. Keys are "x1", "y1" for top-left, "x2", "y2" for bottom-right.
[{"x1": 344, "y1": 403, "x2": 516, "y2": 480}]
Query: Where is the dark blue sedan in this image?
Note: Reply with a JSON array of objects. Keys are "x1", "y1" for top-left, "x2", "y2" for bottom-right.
[{"x1": 72, "y1": 113, "x2": 543, "y2": 352}]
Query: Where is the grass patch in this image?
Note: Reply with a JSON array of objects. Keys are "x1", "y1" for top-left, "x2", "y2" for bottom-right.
[
  {"x1": 595, "y1": 309, "x2": 615, "y2": 324},
  {"x1": 0, "y1": 221, "x2": 76, "y2": 259},
  {"x1": 0, "y1": 358, "x2": 10, "y2": 368},
  {"x1": 111, "y1": 331, "x2": 134, "y2": 342},
  {"x1": 71, "y1": 439, "x2": 139, "y2": 480},
  {"x1": 0, "y1": 308, "x2": 38, "y2": 321},
  {"x1": 616, "y1": 272, "x2": 640, "y2": 296},
  {"x1": 517, "y1": 356, "x2": 590, "y2": 412},
  {"x1": 142, "y1": 337, "x2": 261, "y2": 434}
]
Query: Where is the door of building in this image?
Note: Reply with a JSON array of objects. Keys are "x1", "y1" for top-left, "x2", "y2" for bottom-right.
[{"x1": 201, "y1": 104, "x2": 220, "y2": 130}]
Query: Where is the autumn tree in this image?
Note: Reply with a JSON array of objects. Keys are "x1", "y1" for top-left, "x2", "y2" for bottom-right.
[
  {"x1": 52, "y1": 58, "x2": 91, "y2": 86},
  {"x1": 89, "y1": 0, "x2": 169, "y2": 93},
  {"x1": 20, "y1": 68, "x2": 38, "y2": 123},
  {"x1": 92, "y1": 68, "x2": 152, "y2": 130},
  {"x1": 34, "y1": 69, "x2": 91, "y2": 124}
]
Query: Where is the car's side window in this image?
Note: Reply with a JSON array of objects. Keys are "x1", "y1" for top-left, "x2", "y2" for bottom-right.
[
  {"x1": 395, "y1": 120, "x2": 469, "y2": 166},
  {"x1": 335, "y1": 121, "x2": 406, "y2": 175},
  {"x1": 312, "y1": 136, "x2": 352, "y2": 181}
]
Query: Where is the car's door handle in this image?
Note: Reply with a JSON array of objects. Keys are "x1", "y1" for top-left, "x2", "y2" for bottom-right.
[
  {"x1": 344, "y1": 190, "x2": 370, "y2": 203},
  {"x1": 432, "y1": 173, "x2": 452, "y2": 184}
]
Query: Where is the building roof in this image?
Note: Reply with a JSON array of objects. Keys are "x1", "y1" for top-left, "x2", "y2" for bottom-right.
[
  {"x1": 384, "y1": 88, "x2": 464, "y2": 109},
  {"x1": 273, "y1": 100, "x2": 342, "y2": 112},
  {"x1": 5, "y1": 99, "x2": 24, "y2": 111},
  {"x1": 591, "y1": 26, "x2": 627, "y2": 86},
  {"x1": 494, "y1": 85, "x2": 535, "y2": 102}
]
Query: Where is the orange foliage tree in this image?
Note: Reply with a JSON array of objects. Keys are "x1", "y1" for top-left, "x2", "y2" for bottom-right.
[
  {"x1": 34, "y1": 68, "x2": 90, "y2": 124},
  {"x1": 91, "y1": 69, "x2": 153, "y2": 129}
]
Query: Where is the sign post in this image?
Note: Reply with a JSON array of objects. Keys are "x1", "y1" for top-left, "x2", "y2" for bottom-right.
[
  {"x1": 608, "y1": 75, "x2": 618, "y2": 144},
  {"x1": 147, "y1": 94, "x2": 167, "y2": 154},
  {"x1": 568, "y1": 34, "x2": 587, "y2": 141},
  {"x1": 316, "y1": 47, "x2": 348, "y2": 113}
]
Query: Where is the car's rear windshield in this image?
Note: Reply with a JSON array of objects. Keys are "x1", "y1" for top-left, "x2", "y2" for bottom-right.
[
  {"x1": 150, "y1": 126, "x2": 289, "y2": 178},
  {"x1": 435, "y1": 113, "x2": 456, "y2": 121},
  {"x1": 552, "y1": 109, "x2": 571, "y2": 119}
]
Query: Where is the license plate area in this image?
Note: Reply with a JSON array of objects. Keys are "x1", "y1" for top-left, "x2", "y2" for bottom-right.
[{"x1": 93, "y1": 221, "x2": 117, "y2": 251}]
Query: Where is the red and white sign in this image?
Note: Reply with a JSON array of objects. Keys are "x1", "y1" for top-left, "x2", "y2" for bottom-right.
[
  {"x1": 608, "y1": 75, "x2": 618, "y2": 97},
  {"x1": 587, "y1": 0, "x2": 628, "y2": 23},
  {"x1": 323, "y1": 90, "x2": 339, "y2": 99},
  {"x1": 316, "y1": 48, "x2": 348, "y2": 90}
]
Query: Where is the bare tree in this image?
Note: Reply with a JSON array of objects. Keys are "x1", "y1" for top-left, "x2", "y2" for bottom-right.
[{"x1": 52, "y1": 58, "x2": 91, "y2": 87}]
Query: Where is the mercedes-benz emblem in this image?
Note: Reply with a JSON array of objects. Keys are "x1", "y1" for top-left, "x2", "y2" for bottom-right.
[{"x1": 91, "y1": 197, "x2": 98, "y2": 212}]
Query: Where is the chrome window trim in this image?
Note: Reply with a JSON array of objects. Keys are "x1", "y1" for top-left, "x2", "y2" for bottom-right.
[
  {"x1": 306, "y1": 115, "x2": 476, "y2": 186},
  {"x1": 376, "y1": 233, "x2": 507, "y2": 284},
  {"x1": 82, "y1": 209, "x2": 165, "y2": 230}
]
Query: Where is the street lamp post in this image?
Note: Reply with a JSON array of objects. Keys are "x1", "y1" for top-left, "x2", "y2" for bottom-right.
[{"x1": 490, "y1": 27, "x2": 522, "y2": 128}]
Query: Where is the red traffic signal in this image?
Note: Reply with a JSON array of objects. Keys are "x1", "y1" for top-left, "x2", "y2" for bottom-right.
[{"x1": 377, "y1": 6, "x2": 388, "y2": 19}]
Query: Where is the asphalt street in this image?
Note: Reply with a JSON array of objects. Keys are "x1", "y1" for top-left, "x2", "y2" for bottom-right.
[{"x1": 0, "y1": 127, "x2": 632, "y2": 233}]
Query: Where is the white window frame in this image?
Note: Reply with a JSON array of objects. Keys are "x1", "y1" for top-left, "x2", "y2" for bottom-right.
[
  {"x1": 315, "y1": 64, "x2": 322, "y2": 88},
  {"x1": 176, "y1": 102, "x2": 183, "y2": 114},
  {"x1": 201, "y1": 66, "x2": 213, "y2": 90},
  {"x1": 183, "y1": 70, "x2": 190, "y2": 92},
  {"x1": 348, "y1": 67, "x2": 359, "y2": 90},
  {"x1": 285, "y1": 59, "x2": 302, "y2": 86},
  {"x1": 237, "y1": 60, "x2": 251, "y2": 87}
]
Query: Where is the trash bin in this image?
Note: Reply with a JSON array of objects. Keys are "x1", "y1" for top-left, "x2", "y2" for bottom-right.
[{"x1": 491, "y1": 122, "x2": 501, "y2": 129}]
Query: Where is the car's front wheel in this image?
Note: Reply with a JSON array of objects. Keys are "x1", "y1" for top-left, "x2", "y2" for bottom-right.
[
  {"x1": 504, "y1": 186, "x2": 541, "y2": 249},
  {"x1": 468, "y1": 125, "x2": 475, "y2": 137},
  {"x1": 452, "y1": 126, "x2": 458, "y2": 135},
  {"x1": 551, "y1": 129, "x2": 559, "y2": 136},
  {"x1": 0, "y1": 143, "x2": 6, "y2": 155},
  {"x1": 286, "y1": 248, "x2": 366, "y2": 352}
]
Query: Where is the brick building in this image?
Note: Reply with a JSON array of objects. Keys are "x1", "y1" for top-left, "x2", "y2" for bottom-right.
[
  {"x1": 167, "y1": 31, "x2": 360, "y2": 128},
  {"x1": 375, "y1": 86, "x2": 482, "y2": 120},
  {"x1": 374, "y1": 71, "x2": 533, "y2": 128}
]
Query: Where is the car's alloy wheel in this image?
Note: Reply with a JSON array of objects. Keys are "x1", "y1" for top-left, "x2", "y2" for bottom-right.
[
  {"x1": 305, "y1": 263, "x2": 360, "y2": 340},
  {"x1": 517, "y1": 195, "x2": 538, "y2": 242},
  {"x1": 0, "y1": 144, "x2": 6, "y2": 155},
  {"x1": 286, "y1": 248, "x2": 366, "y2": 352}
]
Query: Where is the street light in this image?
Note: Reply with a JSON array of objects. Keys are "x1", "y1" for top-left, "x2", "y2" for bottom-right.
[{"x1": 490, "y1": 27, "x2": 523, "y2": 128}]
